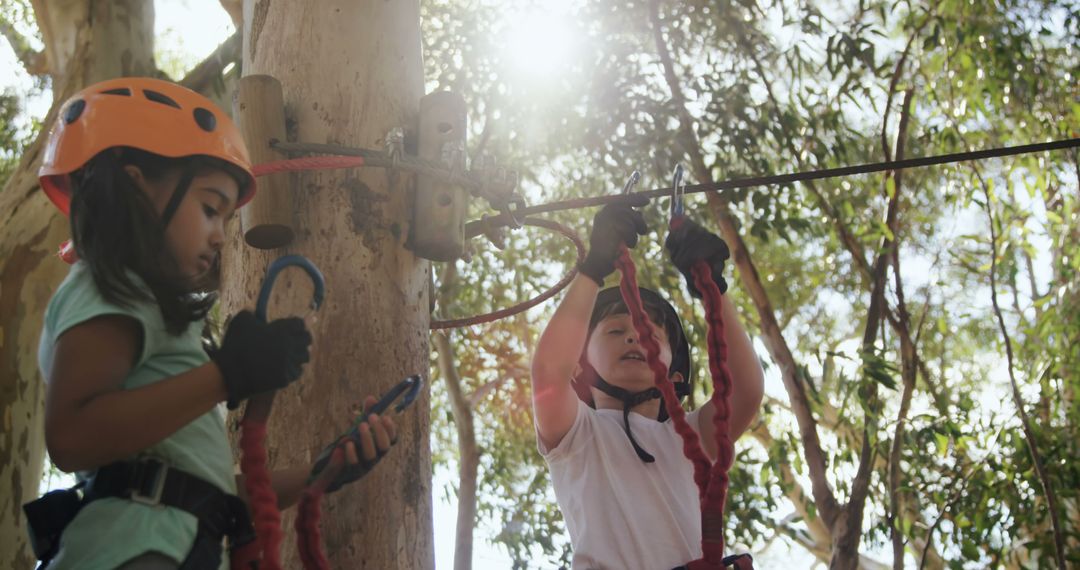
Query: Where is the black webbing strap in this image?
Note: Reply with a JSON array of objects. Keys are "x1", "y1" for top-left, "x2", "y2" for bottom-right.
[{"x1": 85, "y1": 459, "x2": 254, "y2": 550}]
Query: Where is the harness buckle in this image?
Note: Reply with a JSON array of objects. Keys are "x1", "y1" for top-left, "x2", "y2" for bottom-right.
[{"x1": 129, "y1": 459, "x2": 168, "y2": 507}]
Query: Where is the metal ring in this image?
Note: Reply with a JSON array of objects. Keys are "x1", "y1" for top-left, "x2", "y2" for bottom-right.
[
  {"x1": 622, "y1": 170, "x2": 641, "y2": 195},
  {"x1": 670, "y1": 164, "x2": 686, "y2": 219}
]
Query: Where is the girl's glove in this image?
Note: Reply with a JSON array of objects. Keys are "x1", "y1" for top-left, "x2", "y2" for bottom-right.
[
  {"x1": 665, "y1": 218, "x2": 730, "y2": 297},
  {"x1": 578, "y1": 196, "x2": 649, "y2": 285},
  {"x1": 211, "y1": 310, "x2": 312, "y2": 408}
]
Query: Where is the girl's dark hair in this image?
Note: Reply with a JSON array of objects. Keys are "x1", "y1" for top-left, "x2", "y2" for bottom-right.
[{"x1": 67, "y1": 148, "x2": 241, "y2": 335}]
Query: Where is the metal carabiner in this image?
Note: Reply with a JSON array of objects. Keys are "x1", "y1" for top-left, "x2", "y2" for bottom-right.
[
  {"x1": 500, "y1": 195, "x2": 526, "y2": 230},
  {"x1": 622, "y1": 170, "x2": 641, "y2": 195},
  {"x1": 255, "y1": 254, "x2": 326, "y2": 322},
  {"x1": 670, "y1": 163, "x2": 686, "y2": 220},
  {"x1": 366, "y1": 374, "x2": 425, "y2": 416},
  {"x1": 309, "y1": 374, "x2": 425, "y2": 481}
]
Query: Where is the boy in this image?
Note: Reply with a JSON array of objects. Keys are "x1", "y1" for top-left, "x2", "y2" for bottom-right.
[{"x1": 532, "y1": 198, "x2": 764, "y2": 569}]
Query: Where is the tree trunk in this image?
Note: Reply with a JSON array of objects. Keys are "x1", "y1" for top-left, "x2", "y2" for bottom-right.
[
  {"x1": 433, "y1": 331, "x2": 479, "y2": 570},
  {"x1": 0, "y1": 2, "x2": 155, "y2": 566},
  {"x1": 222, "y1": 0, "x2": 432, "y2": 568}
]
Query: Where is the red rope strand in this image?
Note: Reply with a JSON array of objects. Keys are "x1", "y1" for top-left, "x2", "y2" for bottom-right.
[
  {"x1": 612, "y1": 223, "x2": 743, "y2": 567},
  {"x1": 693, "y1": 261, "x2": 734, "y2": 563},
  {"x1": 295, "y1": 446, "x2": 345, "y2": 570},
  {"x1": 238, "y1": 419, "x2": 284, "y2": 570},
  {"x1": 253, "y1": 156, "x2": 366, "y2": 177},
  {"x1": 614, "y1": 247, "x2": 711, "y2": 493}
]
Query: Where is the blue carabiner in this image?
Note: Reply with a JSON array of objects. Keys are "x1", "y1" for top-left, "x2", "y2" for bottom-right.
[
  {"x1": 309, "y1": 374, "x2": 425, "y2": 483},
  {"x1": 255, "y1": 254, "x2": 326, "y2": 322},
  {"x1": 670, "y1": 164, "x2": 686, "y2": 220},
  {"x1": 365, "y1": 374, "x2": 425, "y2": 417}
]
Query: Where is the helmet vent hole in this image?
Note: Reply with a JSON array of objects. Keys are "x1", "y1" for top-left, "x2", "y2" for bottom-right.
[
  {"x1": 101, "y1": 88, "x2": 132, "y2": 96},
  {"x1": 143, "y1": 89, "x2": 181, "y2": 109},
  {"x1": 63, "y1": 100, "x2": 86, "y2": 124},
  {"x1": 193, "y1": 107, "x2": 217, "y2": 132}
]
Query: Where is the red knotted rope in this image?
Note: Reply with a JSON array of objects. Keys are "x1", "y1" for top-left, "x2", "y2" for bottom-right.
[
  {"x1": 691, "y1": 257, "x2": 736, "y2": 565},
  {"x1": 237, "y1": 419, "x2": 284, "y2": 570},
  {"x1": 294, "y1": 446, "x2": 345, "y2": 570},
  {"x1": 615, "y1": 247, "x2": 711, "y2": 493},
  {"x1": 612, "y1": 218, "x2": 742, "y2": 568},
  {"x1": 252, "y1": 155, "x2": 367, "y2": 177}
]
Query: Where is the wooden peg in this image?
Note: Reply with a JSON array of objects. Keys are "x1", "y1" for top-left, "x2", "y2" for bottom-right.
[
  {"x1": 410, "y1": 91, "x2": 468, "y2": 261},
  {"x1": 234, "y1": 74, "x2": 294, "y2": 249}
]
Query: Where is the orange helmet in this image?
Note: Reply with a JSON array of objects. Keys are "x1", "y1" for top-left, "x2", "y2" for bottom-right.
[{"x1": 39, "y1": 77, "x2": 256, "y2": 215}]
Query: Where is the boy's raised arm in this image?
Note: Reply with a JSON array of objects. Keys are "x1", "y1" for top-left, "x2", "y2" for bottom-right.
[
  {"x1": 532, "y1": 275, "x2": 600, "y2": 449},
  {"x1": 532, "y1": 197, "x2": 649, "y2": 450},
  {"x1": 691, "y1": 300, "x2": 763, "y2": 459},
  {"x1": 666, "y1": 217, "x2": 764, "y2": 459}
]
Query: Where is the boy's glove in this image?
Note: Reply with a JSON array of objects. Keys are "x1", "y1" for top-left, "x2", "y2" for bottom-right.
[
  {"x1": 210, "y1": 310, "x2": 312, "y2": 408},
  {"x1": 578, "y1": 196, "x2": 649, "y2": 285},
  {"x1": 665, "y1": 218, "x2": 730, "y2": 297}
]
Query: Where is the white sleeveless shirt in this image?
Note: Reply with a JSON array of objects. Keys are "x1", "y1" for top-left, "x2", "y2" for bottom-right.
[{"x1": 539, "y1": 399, "x2": 703, "y2": 569}]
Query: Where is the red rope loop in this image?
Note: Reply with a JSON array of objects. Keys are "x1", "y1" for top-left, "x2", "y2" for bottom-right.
[
  {"x1": 614, "y1": 247, "x2": 711, "y2": 492},
  {"x1": 430, "y1": 217, "x2": 585, "y2": 329},
  {"x1": 613, "y1": 239, "x2": 740, "y2": 567}
]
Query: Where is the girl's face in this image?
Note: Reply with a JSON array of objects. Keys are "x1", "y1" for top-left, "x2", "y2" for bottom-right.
[{"x1": 127, "y1": 165, "x2": 240, "y2": 281}]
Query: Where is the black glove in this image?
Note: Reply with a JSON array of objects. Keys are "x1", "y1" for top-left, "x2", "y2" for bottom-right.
[
  {"x1": 211, "y1": 311, "x2": 313, "y2": 408},
  {"x1": 665, "y1": 218, "x2": 730, "y2": 297},
  {"x1": 578, "y1": 196, "x2": 649, "y2": 285}
]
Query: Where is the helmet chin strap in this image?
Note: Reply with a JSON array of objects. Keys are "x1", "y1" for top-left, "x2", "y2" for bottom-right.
[
  {"x1": 160, "y1": 165, "x2": 198, "y2": 227},
  {"x1": 592, "y1": 375, "x2": 692, "y2": 463}
]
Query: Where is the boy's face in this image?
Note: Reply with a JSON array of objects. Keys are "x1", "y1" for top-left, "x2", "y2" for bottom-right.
[{"x1": 584, "y1": 312, "x2": 674, "y2": 392}]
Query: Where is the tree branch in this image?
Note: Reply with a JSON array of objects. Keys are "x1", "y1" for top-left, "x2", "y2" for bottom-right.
[
  {"x1": 218, "y1": 0, "x2": 242, "y2": 27},
  {"x1": 750, "y1": 421, "x2": 832, "y2": 559},
  {"x1": 648, "y1": 0, "x2": 840, "y2": 527},
  {"x1": 772, "y1": 517, "x2": 891, "y2": 570},
  {"x1": 844, "y1": 80, "x2": 914, "y2": 564},
  {"x1": 980, "y1": 167, "x2": 1067, "y2": 570},
  {"x1": 180, "y1": 31, "x2": 239, "y2": 94},
  {"x1": 887, "y1": 91, "x2": 919, "y2": 569},
  {"x1": 433, "y1": 330, "x2": 481, "y2": 570},
  {"x1": 0, "y1": 18, "x2": 47, "y2": 76},
  {"x1": 468, "y1": 376, "x2": 509, "y2": 409}
]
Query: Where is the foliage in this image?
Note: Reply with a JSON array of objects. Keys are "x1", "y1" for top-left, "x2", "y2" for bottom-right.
[
  {"x1": 422, "y1": 0, "x2": 1079, "y2": 566},
  {"x1": 9, "y1": 0, "x2": 1074, "y2": 565}
]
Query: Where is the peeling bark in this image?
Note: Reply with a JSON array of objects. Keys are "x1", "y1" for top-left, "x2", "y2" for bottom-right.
[{"x1": 0, "y1": 2, "x2": 157, "y2": 566}]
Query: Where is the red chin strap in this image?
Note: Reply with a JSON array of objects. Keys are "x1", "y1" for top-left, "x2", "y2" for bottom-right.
[{"x1": 612, "y1": 217, "x2": 753, "y2": 569}]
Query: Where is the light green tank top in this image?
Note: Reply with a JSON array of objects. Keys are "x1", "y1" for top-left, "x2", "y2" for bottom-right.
[{"x1": 38, "y1": 262, "x2": 236, "y2": 569}]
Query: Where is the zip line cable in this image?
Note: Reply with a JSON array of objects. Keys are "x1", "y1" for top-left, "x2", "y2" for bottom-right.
[{"x1": 252, "y1": 136, "x2": 1080, "y2": 328}]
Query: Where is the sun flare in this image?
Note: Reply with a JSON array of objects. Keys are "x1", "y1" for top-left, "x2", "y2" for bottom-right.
[{"x1": 503, "y1": 7, "x2": 578, "y2": 79}]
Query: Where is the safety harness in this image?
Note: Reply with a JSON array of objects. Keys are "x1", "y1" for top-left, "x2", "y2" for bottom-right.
[{"x1": 23, "y1": 459, "x2": 255, "y2": 569}]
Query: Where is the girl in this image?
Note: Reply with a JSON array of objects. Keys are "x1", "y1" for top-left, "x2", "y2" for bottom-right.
[{"x1": 33, "y1": 77, "x2": 396, "y2": 569}]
